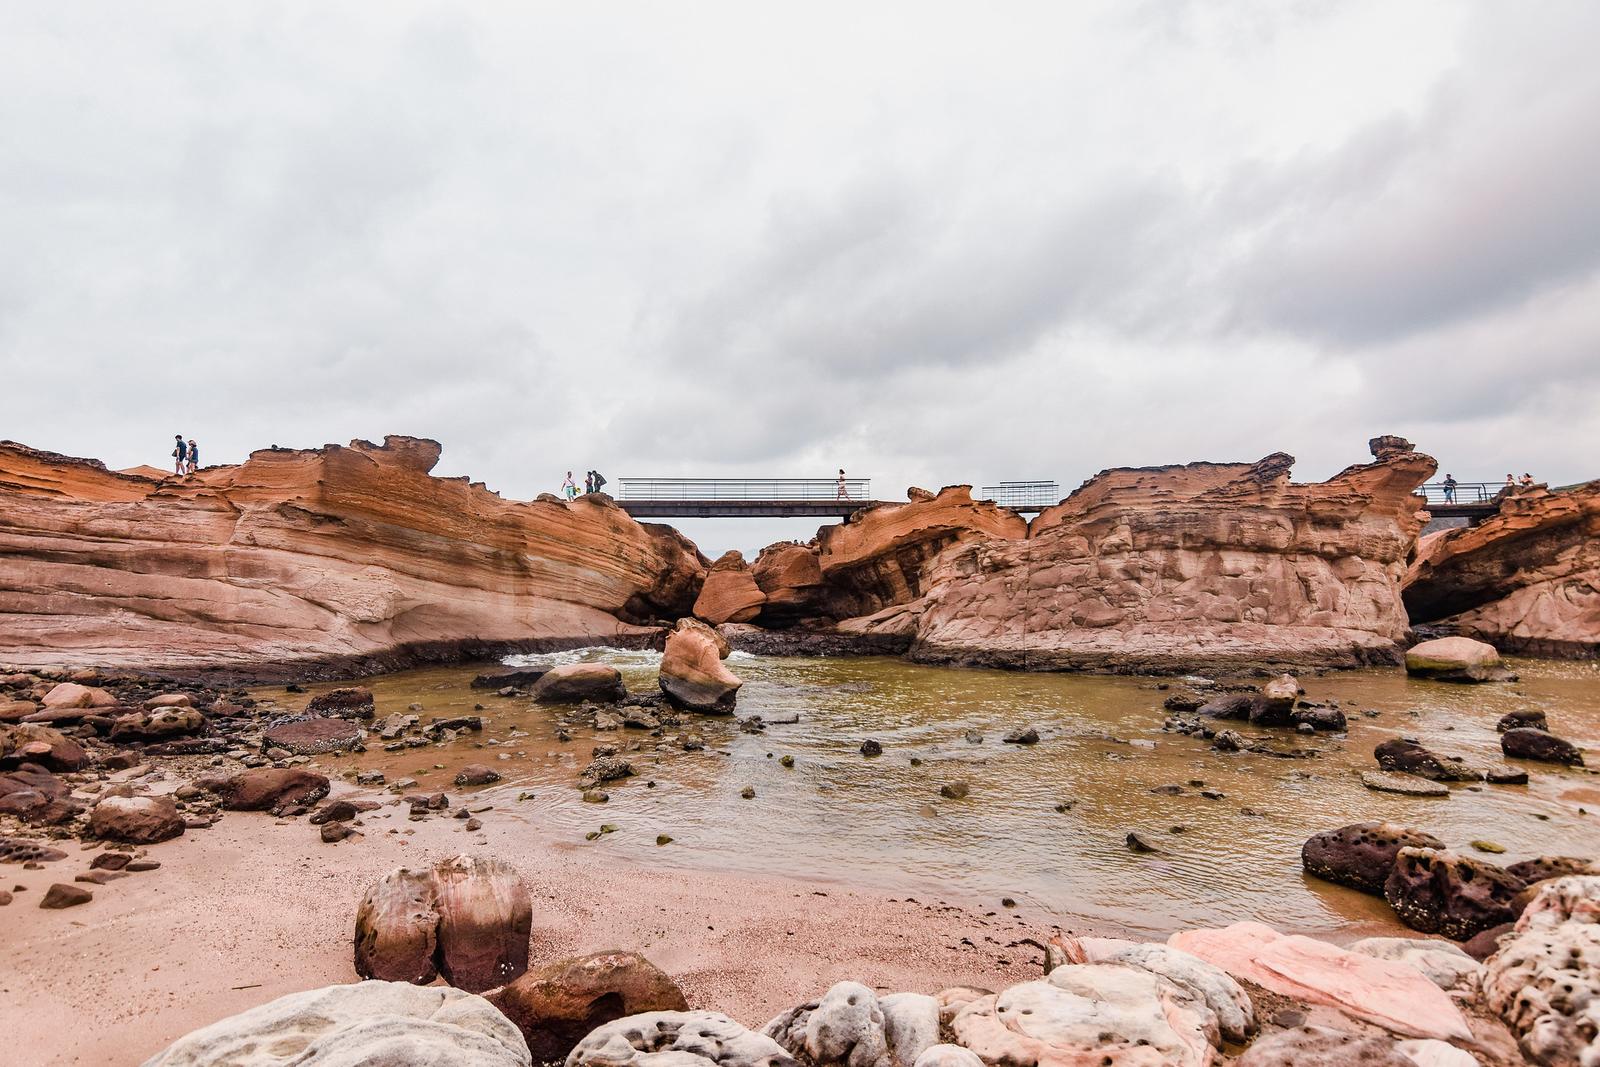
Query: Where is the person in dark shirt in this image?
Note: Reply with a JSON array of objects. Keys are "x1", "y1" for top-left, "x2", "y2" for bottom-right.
[{"x1": 172, "y1": 434, "x2": 186, "y2": 475}]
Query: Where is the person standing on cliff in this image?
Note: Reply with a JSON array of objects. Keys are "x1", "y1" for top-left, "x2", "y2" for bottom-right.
[
  {"x1": 1442, "y1": 474, "x2": 1457, "y2": 503},
  {"x1": 583, "y1": 471, "x2": 594, "y2": 494},
  {"x1": 562, "y1": 471, "x2": 577, "y2": 500},
  {"x1": 172, "y1": 434, "x2": 186, "y2": 475},
  {"x1": 186, "y1": 438, "x2": 199, "y2": 475},
  {"x1": 836, "y1": 469, "x2": 848, "y2": 500},
  {"x1": 1520, "y1": 472, "x2": 1535, "y2": 487},
  {"x1": 592, "y1": 470, "x2": 607, "y2": 495}
]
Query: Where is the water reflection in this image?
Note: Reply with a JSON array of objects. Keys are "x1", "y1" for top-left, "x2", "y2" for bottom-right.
[{"x1": 264, "y1": 651, "x2": 1599, "y2": 939}]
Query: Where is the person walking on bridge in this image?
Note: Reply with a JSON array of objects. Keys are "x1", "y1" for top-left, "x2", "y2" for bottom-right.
[
  {"x1": 1442, "y1": 474, "x2": 1457, "y2": 503},
  {"x1": 836, "y1": 468, "x2": 849, "y2": 500}
]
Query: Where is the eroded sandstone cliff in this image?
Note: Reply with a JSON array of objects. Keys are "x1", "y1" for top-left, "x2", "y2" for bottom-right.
[
  {"x1": 744, "y1": 439, "x2": 1437, "y2": 672},
  {"x1": 0, "y1": 438, "x2": 706, "y2": 676},
  {"x1": 1403, "y1": 481, "x2": 1600, "y2": 657}
]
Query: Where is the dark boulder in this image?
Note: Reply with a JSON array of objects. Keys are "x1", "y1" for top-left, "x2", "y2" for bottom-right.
[
  {"x1": 471, "y1": 667, "x2": 547, "y2": 690},
  {"x1": 0, "y1": 764, "x2": 81, "y2": 824},
  {"x1": 199, "y1": 768, "x2": 330, "y2": 816},
  {"x1": 1373, "y1": 738, "x2": 1480, "y2": 781},
  {"x1": 1495, "y1": 709, "x2": 1547, "y2": 733},
  {"x1": 1301, "y1": 822, "x2": 1446, "y2": 895},
  {"x1": 1384, "y1": 847, "x2": 1526, "y2": 940},
  {"x1": 89, "y1": 795, "x2": 185, "y2": 844},
  {"x1": 1501, "y1": 727, "x2": 1584, "y2": 766},
  {"x1": 263, "y1": 716, "x2": 363, "y2": 755},
  {"x1": 304, "y1": 687, "x2": 376, "y2": 719},
  {"x1": 487, "y1": 950, "x2": 689, "y2": 1061},
  {"x1": 0, "y1": 724, "x2": 88, "y2": 773}
]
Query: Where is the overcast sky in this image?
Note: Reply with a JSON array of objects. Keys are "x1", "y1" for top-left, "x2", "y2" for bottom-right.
[{"x1": 4, "y1": 2, "x2": 1598, "y2": 555}]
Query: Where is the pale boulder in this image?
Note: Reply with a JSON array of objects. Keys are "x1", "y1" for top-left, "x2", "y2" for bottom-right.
[
  {"x1": 41, "y1": 682, "x2": 118, "y2": 709},
  {"x1": 569, "y1": 1010, "x2": 798, "y2": 1067},
  {"x1": 1403, "y1": 637, "x2": 1511, "y2": 682},
  {"x1": 139, "y1": 980, "x2": 530, "y2": 1066},
  {"x1": 530, "y1": 664, "x2": 626, "y2": 705}
]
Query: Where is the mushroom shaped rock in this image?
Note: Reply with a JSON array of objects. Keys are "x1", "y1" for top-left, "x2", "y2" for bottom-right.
[
  {"x1": 488, "y1": 950, "x2": 688, "y2": 1062},
  {"x1": 1301, "y1": 822, "x2": 1447, "y2": 895},
  {"x1": 950, "y1": 963, "x2": 1216, "y2": 1067},
  {"x1": 694, "y1": 552, "x2": 768, "y2": 625},
  {"x1": 531, "y1": 664, "x2": 627, "y2": 705},
  {"x1": 1484, "y1": 876, "x2": 1600, "y2": 1067},
  {"x1": 568, "y1": 1010, "x2": 799, "y2": 1067},
  {"x1": 89, "y1": 794, "x2": 185, "y2": 844},
  {"x1": 1168, "y1": 922, "x2": 1472, "y2": 1042},
  {"x1": 1232, "y1": 1026, "x2": 1417, "y2": 1067},
  {"x1": 660, "y1": 618, "x2": 742, "y2": 713},
  {"x1": 355, "y1": 854, "x2": 532, "y2": 994},
  {"x1": 1404, "y1": 637, "x2": 1512, "y2": 682},
  {"x1": 1384, "y1": 847, "x2": 1526, "y2": 941},
  {"x1": 140, "y1": 980, "x2": 531, "y2": 1067}
]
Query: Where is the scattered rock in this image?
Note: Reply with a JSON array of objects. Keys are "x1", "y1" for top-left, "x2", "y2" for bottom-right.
[
  {"x1": 140, "y1": 980, "x2": 530, "y2": 1066},
  {"x1": 1384, "y1": 847, "x2": 1527, "y2": 940},
  {"x1": 40, "y1": 682, "x2": 118, "y2": 710},
  {"x1": 262, "y1": 715, "x2": 362, "y2": 755},
  {"x1": 531, "y1": 664, "x2": 627, "y2": 705},
  {"x1": 0, "y1": 724, "x2": 88, "y2": 772},
  {"x1": 488, "y1": 950, "x2": 689, "y2": 1061},
  {"x1": 1301, "y1": 822, "x2": 1447, "y2": 895},
  {"x1": 1002, "y1": 727, "x2": 1039, "y2": 745},
  {"x1": 199, "y1": 768, "x2": 330, "y2": 816},
  {"x1": 1125, "y1": 832, "x2": 1162, "y2": 854},
  {"x1": 309, "y1": 800, "x2": 360, "y2": 825},
  {"x1": 765, "y1": 981, "x2": 938, "y2": 1067},
  {"x1": 1233, "y1": 1026, "x2": 1416, "y2": 1066},
  {"x1": 455, "y1": 764, "x2": 502, "y2": 787},
  {"x1": 39, "y1": 882, "x2": 92, "y2": 909},
  {"x1": 305, "y1": 686, "x2": 376, "y2": 719},
  {"x1": 1360, "y1": 771, "x2": 1449, "y2": 797},
  {"x1": 109, "y1": 706, "x2": 207, "y2": 742},
  {"x1": 1496, "y1": 709, "x2": 1547, "y2": 733},
  {"x1": 578, "y1": 757, "x2": 634, "y2": 791},
  {"x1": 89, "y1": 794, "x2": 185, "y2": 844},
  {"x1": 0, "y1": 836, "x2": 67, "y2": 864},
  {"x1": 570, "y1": 1010, "x2": 796, "y2": 1067},
  {"x1": 471, "y1": 667, "x2": 547, "y2": 690},
  {"x1": 1501, "y1": 726, "x2": 1584, "y2": 766},
  {"x1": 860, "y1": 739, "x2": 883, "y2": 757},
  {"x1": 1373, "y1": 738, "x2": 1480, "y2": 781},
  {"x1": 321, "y1": 822, "x2": 356, "y2": 843},
  {"x1": 939, "y1": 781, "x2": 969, "y2": 800},
  {"x1": 1404, "y1": 636, "x2": 1514, "y2": 682}
]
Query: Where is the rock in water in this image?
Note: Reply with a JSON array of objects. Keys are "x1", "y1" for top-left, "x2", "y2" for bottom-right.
[
  {"x1": 1495, "y1": 709, "x2": 1547, "y2": 733},
  {"x1": 950, "y1": 963, "x2": 1215, "y2": 1067},
  {"x1": 488, "y1": 951, "x2": 688, "y2": 1061},
  {"x1": 354, "y1": 854, "x2": 532, "y2": 994},
  {"x1": 694, "y1": 551, "x2": 768, "y2": 625},
  {"x1": 659, "y1": 618, "x2": 742, "y2": 712},
  {"x1": 1384, "y1": 847, "x2": 1526, "y2": 941},
  {"x1": 1360, "y1": 771, "x2": 1449, "y2": 797},
  {"x1": 1501, "y1": 726, "x2": 1585, "y2": 766},
  {"x1": 530, "y1": 664, "x2": 627, "y2": 705},
  {"x1": 139, "y1": 980, "x2": 531, "y2": 1066},
  {"x1": 1484, "y1": 876, "x2": 1600, "y2": 1067},
  {"x1": 570, "y1": 1010, "x2": 798, "y2": 1067},
  {"x1": 1233, "y1": 1025, "x2": 1417, "y2": 1066},
  {"x1": 1301, "y1": 822, "x2": 1447, "y2": 895},
  {"x1": 305, "y1": 686, "x2": 377, "y2": 719},
  {"x1": 1403, "y1": 636, "x2": 1512, "y2": 682},
  {"x1": 1372, "y1": 738, "x2": 1481, "y2": 781},
  {"x1": 89, "y1": 794, "x2": 185, "y2": 844},
  {"x1": 455, "y1": 764, "x2": 501, "y2": 787}
]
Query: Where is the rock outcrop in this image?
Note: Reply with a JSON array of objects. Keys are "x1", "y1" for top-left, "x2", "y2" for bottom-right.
[
  {"x1": 746, "y1": 440, "x2": 1436, "y2": 672},
  {"x1": 659, "y1": 618, "x2": 742, "y2": 712},
  {"x1": 0, "y1": 437, "x2": 706, "y2": 675},
  {"x1": 1301, "y1": 822, "x2": 1446, "y2": 895},
  {"x1": 1483, "y1": 875, "x2": 1600, "y2": 1066},
  {"x1": 694, "y1": 551, "x2": 767, "y2": 625},
  {"x1": 1404, "y1": 479, "x2": 1600, "y2": 657},
  {"x1": 140, "y1": 980, "x2": 532, "y2": 1066}
]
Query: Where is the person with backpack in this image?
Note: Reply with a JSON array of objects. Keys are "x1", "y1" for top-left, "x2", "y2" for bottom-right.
[{"x1": 592, "y1": 470, "x2": 607, "y2": 495}]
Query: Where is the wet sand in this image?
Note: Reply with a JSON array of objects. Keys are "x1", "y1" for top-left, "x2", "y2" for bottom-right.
[{"x1": 3, "y1": 803, "x2": 1044, "y2": 1067}]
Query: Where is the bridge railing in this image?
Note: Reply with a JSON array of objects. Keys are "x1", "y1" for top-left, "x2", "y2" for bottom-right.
[
  {"x1": 617, "y1": 477, "x2": 873, "y2": 501},
  {"x1": 1418, "y1": 482, "x2": 1499, "y2": 505},
  {"x1": 978, "y1": 480, "x2": 1062, "y2": 510}
]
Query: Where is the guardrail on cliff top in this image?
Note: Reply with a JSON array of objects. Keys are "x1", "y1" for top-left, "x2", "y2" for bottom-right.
[
  {"x1": 978, "y1": 481, "x2": 1062, "y2": 510},
  {"x1": 617, "y1": 477, "x2": 873, "y2": 501},
  {"x1": 1417, "y1": 482, "x2": 1500, "y2": 505}
]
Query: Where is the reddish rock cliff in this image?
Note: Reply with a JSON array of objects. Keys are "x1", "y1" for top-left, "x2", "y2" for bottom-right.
[
  {"x1": 0, "y1": 438, "x2": 706, "y2": 675},
  {"x1": 1403, "y1": 481, "x2": 1600, "y2": 657},
  {"x1": 748, "y1": 440, "x2": 1436, "y2": 672}
]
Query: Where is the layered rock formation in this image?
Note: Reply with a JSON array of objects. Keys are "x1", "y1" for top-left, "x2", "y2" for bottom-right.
[
  {"x1": 747, "y1": 439, "x2": 1436, "y2": 672},
  {"x1": 0, "y1": 438, "x2": 706, "y2": 676},
  {"x1": 1404, "y1": 480, "x2": 1600, "y2": 657}
]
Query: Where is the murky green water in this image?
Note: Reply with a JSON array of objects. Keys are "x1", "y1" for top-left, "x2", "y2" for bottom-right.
[{"x1": 263, "y1": 652, "x2": 1599, "y2": 940}]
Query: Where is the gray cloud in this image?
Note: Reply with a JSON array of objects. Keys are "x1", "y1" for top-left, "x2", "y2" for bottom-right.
[{"x1": 1, "y1": 2, "x2": 1597, "y2": 557}]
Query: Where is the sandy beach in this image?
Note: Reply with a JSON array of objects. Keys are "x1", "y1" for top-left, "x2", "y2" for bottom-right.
[{"x1": 4, "y1": 798, "x2": 1046, "y2": 1067}]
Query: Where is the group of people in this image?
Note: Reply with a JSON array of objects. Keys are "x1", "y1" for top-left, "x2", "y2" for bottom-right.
[
  {"x1": 560, "y1": 469, "x2": 607, "y2": 500},
  {"x1": 171, "y1": 434, "x2": 199, "y2": 476},
  {"x1": 1439, "y1": 472, "x2": 1537, "y2": 503}
]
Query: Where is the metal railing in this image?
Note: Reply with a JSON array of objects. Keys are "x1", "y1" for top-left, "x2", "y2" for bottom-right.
[
  {"x1": 1418, "y1": 482, "x2": 1499, "y2": 505},
  {"x1": 617, "y1": 477, "x2": 873, "y2": 501},
  {"x1": 978, "y1": 480, "x2": 1061, "y2": 510}
]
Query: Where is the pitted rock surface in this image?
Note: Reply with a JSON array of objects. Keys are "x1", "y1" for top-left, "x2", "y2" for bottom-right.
[{"x1": 1301, "y1": 822, "x2": 1446, "y2": 895}]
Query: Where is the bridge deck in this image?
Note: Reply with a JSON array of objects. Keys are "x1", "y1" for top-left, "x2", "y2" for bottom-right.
[{"x1": 617, "y1": 499, "x2": 889, "y2": 519}]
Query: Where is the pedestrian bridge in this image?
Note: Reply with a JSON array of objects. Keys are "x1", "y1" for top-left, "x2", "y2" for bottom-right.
[
  {"x1": 1418, "y1": 482, "x2": 1505, "y2": 523},
  {"x1": 614, "y1": 477, "x2": 1064, "y2": 518}
]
